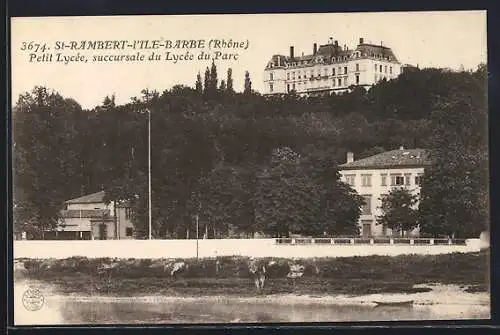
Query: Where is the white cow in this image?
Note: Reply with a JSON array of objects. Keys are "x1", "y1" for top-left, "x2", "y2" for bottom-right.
[
  {"x1": 170, "y1": 261, "x2": 188, "y2": 278},
  {"x1": 287, "y1": 263, "x2": 305, "y2": 279}
]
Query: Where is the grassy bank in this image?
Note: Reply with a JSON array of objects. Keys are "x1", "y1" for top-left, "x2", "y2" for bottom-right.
[{"x1": 15, "y1": 251, "x2": 489, "y2": 297}]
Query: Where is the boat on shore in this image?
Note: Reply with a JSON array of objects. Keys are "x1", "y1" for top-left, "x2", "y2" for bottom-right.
[{"x1": 373, "y1": 300, "x2": 414, "y2": 307}]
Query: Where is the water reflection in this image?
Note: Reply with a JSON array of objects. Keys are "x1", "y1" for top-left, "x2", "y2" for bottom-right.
[{"x1": 53, "y1": 298, "x2": 488, "y2": 324}]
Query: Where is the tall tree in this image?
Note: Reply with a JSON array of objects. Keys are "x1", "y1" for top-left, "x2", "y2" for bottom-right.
[
  {"x1": 226, "y1": 68, "x2": 234, "y2": 92},
  {"x1": 203, "y1": 67, "x2": 211, "y2": 99},
  {"x1": 219, "y1": 79, "x2": 226, "y2": 91},
  {"x1": 195, "y1": 72, "x2": 203, "y2": 95},
  {"x1": 244, "y1": 71, "x2": 252, "y2": 94},
  {"x1": 254, "y1": 147, "x2": 321, "y2": 237},
  {"x1": 13, "y1": 87, "x2": 84, "y2": 238},
  {"x1": 377, "y1": 188, "x2": 419, "y2": 237},
  {"x1": 305, "y1": 156, "x2": 364, "y2": 236},
  {"x1": 210, "y1": 60, "x2": 218, "y2": 94}
]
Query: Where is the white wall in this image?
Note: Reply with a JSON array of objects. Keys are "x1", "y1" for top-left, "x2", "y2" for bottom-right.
[
  {"x1": 58, "y1": 217, "x2": 91, "y2": 231},
  {"x1": 14, "y1": 239, "x2": 481, "y2": 260},
  {"x1": 263, "y1": 68, "x2": 286, "y2": 94}
]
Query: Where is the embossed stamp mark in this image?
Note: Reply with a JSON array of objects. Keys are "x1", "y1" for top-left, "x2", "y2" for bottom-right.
[{"x1": 22, "y1": 287, "x2": 45, "y2": 311}]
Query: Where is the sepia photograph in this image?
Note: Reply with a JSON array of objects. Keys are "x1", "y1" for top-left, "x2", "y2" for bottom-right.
[{"x1": 10, "y1": 11, "x2": 490, "y2": 325}]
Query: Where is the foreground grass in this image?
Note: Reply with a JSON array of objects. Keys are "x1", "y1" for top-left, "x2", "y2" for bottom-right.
[{"x1": 16, "y1": 251, "x2": 490, "y2": 297}]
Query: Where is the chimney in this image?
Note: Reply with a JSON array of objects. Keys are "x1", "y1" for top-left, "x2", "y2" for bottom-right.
[
  {"x1": 290, "y1": 46, "x2": 294, "y2": 59},
  {"x1": 313, "y1": 43, "x2": 317, "y2": 54},
  {"x1": 347, "y1": 151, "x2": 354, "y2": 163},
  {"x1": 359, "y1": 37, "x2": 364, "y2": 44}
]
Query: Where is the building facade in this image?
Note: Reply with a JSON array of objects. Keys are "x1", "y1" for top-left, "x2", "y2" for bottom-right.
[
  {"x1": 44, "y1": 191, "x2": 135, "y2": 240},
  {"x1": 338, "y1": 148, "x2": 431, "y2": 237},
  {"x1": 263, "y1": 37, "x2": 402, "y2": 96}
]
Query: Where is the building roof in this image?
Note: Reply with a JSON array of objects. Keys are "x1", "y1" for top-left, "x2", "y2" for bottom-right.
[
  {"x1": 266, "y1": 54, "x2": 289, "y2": 68},
  {"x1": 66, "y1": 191, "x2": 106, "y2": 204},
  {"x1": 355, "y1": 43, "x2": 398, "y2": 62},
  {"x1": 315, "y1": 44, "x2": 352, "y2": 60},
  {"x1": 339, "y1": 148, "x2": 431, "y2": 170},
  {"x1": 265, "y1": 39, "x2": 400, "y2": 71}
]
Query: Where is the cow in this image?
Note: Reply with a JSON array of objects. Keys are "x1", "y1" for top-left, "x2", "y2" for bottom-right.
[
  {"x1": 170, "y1": 261, "x2": 188, "y2": 278},
  {"x1": 14, "y1": 260, "x2": 27, "y2": 278},
  {"x1": 287, "y1": 263, "x2": 305, "y2": 279},
  {"x1": 97, "y1": 261, "x2": 120, "y2": 275},
  {"x1": 248, "y1": 258, "x2": 267, "y2": 291}
]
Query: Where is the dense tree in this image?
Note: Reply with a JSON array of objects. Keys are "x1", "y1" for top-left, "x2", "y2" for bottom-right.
[
  {"x1": 13, "y1": 64, "x2": 488, "y2": 239},
  {"x1": 418, "y1": 64, "x2": 488, "y2": 238},
  {"x1": 13, "y1": 87, "x2": 85, "y2": 238}
]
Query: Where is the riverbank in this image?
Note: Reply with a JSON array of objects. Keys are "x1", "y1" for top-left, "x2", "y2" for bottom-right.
[
  {"x1": 14, "y1": 281, "x2": 490, "y2": 324},
  {"x1": 15, "y1": 251, "x2": 489, "y2": 298}
]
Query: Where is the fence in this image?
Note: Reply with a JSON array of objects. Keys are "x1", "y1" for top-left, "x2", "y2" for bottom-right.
[
  {"x1": 14, "y1": 238, "x2": 481, "y2": 260},
  {"x1": 275, "y1": 237, "x2": 468, "y2": 246},
  {"x1": 60, "y1": 209, "x2": 110, "y2": 218}
]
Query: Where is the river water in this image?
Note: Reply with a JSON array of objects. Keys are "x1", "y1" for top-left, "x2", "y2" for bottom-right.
[{"x1": 14, "y1": 281, "x2": 490, "y2": 325}]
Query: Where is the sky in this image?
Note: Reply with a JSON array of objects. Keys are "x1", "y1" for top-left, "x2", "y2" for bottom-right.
[{"x1": 11, "y1": 11, "x2": 487, "y2": 109}]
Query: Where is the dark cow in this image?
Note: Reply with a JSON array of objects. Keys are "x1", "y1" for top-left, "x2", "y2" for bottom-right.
[{"x1": 248, "y1": 258, "x2": 267, "y2": 291}]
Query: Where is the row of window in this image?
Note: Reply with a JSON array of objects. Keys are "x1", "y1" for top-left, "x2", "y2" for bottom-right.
[
  {"x1": 125, "y1": 207, "x2": 134, "y2": 220},
  {"x1": 344, "y1": 173, "x2": 423, "y2": 187},
  {"x1": 279, "y1": 65, "x2": 353, "y2": 82},
  {"x1": 280, "y1": 74, "x2": 354, "y2": 93},
  {"x1": 374, "y1": 64, "x2": 393, "y2": 74},
  {"x1": 269, "y1": 63, "x2": 400, "y2": 82}
]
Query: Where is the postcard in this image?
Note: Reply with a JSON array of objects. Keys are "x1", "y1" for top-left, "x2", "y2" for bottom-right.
[{"x1": 11, "y1": 11, "x2": 489, "y2": 325}]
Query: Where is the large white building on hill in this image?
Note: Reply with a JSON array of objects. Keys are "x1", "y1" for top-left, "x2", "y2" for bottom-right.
[
  {"x1": 338, "y1": 147, "x2": 431, "y2": 238},
  {"x1": 263, "y1": 37, "x2": 402, "y2": 96}
]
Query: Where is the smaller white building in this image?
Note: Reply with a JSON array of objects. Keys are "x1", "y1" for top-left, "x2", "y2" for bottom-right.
[
  {"x1": 52, "y1": 191, "x2": 134, "y2": 240},
  {"x1": 338, "y1": 147, "x2": 431, "y2": 237}
]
